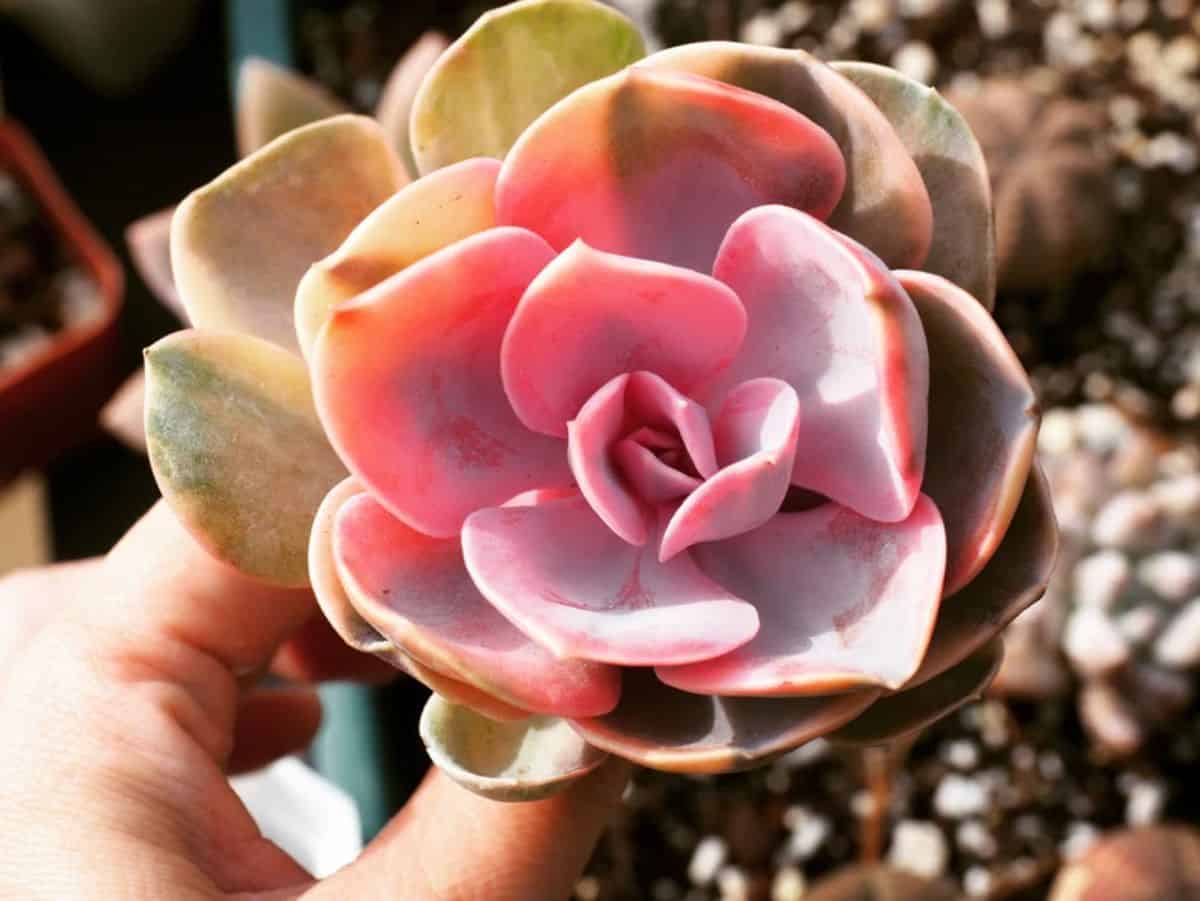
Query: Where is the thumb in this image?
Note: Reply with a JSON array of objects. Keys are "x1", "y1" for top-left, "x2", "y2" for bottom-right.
[{"x1": 305, "y1": 759, "x2": 630, "y2": 901}]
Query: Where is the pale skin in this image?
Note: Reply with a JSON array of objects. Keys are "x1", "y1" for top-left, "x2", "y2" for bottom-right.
[{"x1": 0, "y1": 501, "x2": 629, "y2": 900}]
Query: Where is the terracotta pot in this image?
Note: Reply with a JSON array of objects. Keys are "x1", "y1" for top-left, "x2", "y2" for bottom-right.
[{"x1": 0, "y1": 120, "x2": 124, "y2": 484}]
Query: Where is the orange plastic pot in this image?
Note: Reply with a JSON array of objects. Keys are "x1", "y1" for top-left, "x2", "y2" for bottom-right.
[{"x1": 0, "y1": 120, "x2": 124, "y2": 484}]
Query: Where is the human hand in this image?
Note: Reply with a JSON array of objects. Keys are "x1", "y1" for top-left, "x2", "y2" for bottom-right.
[{"x1": 0, "y1": 501, "x2": 628, "y2": 899}]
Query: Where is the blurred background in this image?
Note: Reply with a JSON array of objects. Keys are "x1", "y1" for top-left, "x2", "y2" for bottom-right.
[{"x1": 1, "y1": 1, "x2": 1199, "y2": 898}]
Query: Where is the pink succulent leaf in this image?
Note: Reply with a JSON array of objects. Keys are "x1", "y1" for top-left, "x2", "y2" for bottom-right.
[
  {"x1": 312, "y1": 227, "x2": 572, "y2": 539},
  {"x1": 898, "y1": 270, "x2": 1038, "y2": 596},
  {"x1": 310, "y1": 478, "x2": 530, "y2": 721},
  {"x1": 657, "y1": 494, "x2": 945, "y2": 696},
  {"x1": 830, "y1": 639, "x2": 1004, "y2": 746},
  {"x1": 709, "y1": 205, "x2": 929, "y2": 523},
  {"x1": 126, "y1": 207, "x2": 185, "y2": 320},
  {"x1": 570, "y1": 668, "x2": 879, "y2": 774},
  {"x1": 911, "y1": 465, "x2": 1056, "y2": 687},
  {"x1": 501, "y1": 241, "x2": 747, "y2": 438},
  {"x1": 296, "y1": 156, "x2": 502, "y2": 361},
  {"x1": 568, "y1": 371, "x2": 718, "y2": 547},
  {"x1": 333, "y1": 491, "x2": 621, "y2": 718},
  {"x1": 659, "y1": 378, "x2": 801, "y2": 562},
  {"x1": 496, "y1": 68, "x2": 846, "y2": 273},
  {"x1": 638, "y1": 42, "x2": 933, "y2": 270},
  {"x1": 460, "y1": 492, "x2": 760, "y2": 666}
]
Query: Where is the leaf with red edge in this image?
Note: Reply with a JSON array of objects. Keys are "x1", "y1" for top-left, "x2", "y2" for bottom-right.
[
  {"x1": 710, "y1": 205, "x2": 929, "y2": 523},
  {"x1": 639, "y1": 42, "x2": 932, "y2": 270},
  {"x1": 461, "y1": 492, "x2": 759, "y2": 666},
  {"x1": 900, "y1": 270, "x2": 1038, "y2": 596},
  {"x1": 830, "y1": 639, "x2": 1004, "y2": 746},
  {"x1": 334, "y1": 492, "x2": 620, "y2": 718},
  {"x1": 295, "y1": 157, "x2": 501, "y2": 360},
  {"x1": 831, "y1": 61, "x2": 996, "y2": 309},
  {"x1": 571, "y1": 668, "x2": 879, "y2": 774},
  {"x1": 172, "y1": 115, "x2": 405, "y2": 352},
  {"x1": 658, "y1": 495, "x2": 945, "y2": 696},
  {"x1": 497, "y1": 67, "x2": 845, "y2": 273},
  {"x1": 312, "y1": 227, "x2": 571, "y2": 539}
]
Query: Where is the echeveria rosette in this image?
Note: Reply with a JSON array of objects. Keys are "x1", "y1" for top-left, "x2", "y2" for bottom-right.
[{"x1": 142, "y1": 0, "x2": 1058, "y2": 801}]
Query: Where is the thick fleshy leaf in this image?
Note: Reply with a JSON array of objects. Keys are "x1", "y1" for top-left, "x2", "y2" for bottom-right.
[
  {"x1": 640, "y1": 42, "x2": 932, "y2": 269},
  {"x1": 910, "y1": 466, "x2": 1057, "y2": 687},
  {"x1": 295, "y1": 157, "x2": 500, "y2": 360},
  {"x1": 807, "y1": 866, "x2": 960, "y2": 901},
  {"x1": 235, "y1": 58, "x2": 350, "y2": 157},
  {"x1": 126, "y1": 207, "x2": 184, "y2": 319},
  {"x1": 420, "y1": 696, "x2": 608, "y2": 802},
  {"x1": 502, "y1": 241, "x2": 746, "y2": 437},
  {"x1": 900, "y1": 270, "x2": 1038, "y2": 595},
  {"x1": 658, "y1": 495, "x2": 945, "y2": 696},
  {"x1": 659, "y1": 379, "x2": 801, "y2": 561},
  {"x1": 308, "y1": 478, "x2": 531, "y2": 722},
  {"x1": 829, "y1": 639, "x2": 1004, "y2": 746},
  {"x1": 571, "y1": 668, "x2": 878, "y2": 774},
  {"x1": 313, "y1": 227, "x2": 570, "y2": 539},
  {"x1": 172, "y1": 115, "x2": 404, "y2": 352},
  {"x1": 497, "y1": 68, "x2": 846, "y2": 273},
  {"x1": 832, "y1": 61, "x2": 996, "y2": 309},
  {"x1": 710, "y1": 206, "x2": 929, "y2": 522},
  {"x1": 409, "y1": 0, "x2": 645, "y2": 174},
  {"x1": 333, "y1": 492, "x2": 620, "y2": 717},
  {"x1": 144, "y1": 330, "x2": 346, "y2": 586},
  {"x1": 568, "y1": 371, "x2": 717, "y2": 547},
  {"x1": 375, "y1": 31, "x2": 450, "y2": 176},
  {"x1": 461, "y1": 492, "x2": 759, "y2": 666}
]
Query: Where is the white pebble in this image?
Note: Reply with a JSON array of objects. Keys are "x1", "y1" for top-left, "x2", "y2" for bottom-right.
[
  {"x1": 941, "y1": 739, "x2": 980, "y2": 771},
  {"x1": 688, "y1": 837, "x2": 727, "y2": 886},
  {"x1": 1137, "y1": 550, "x2": 1200, "y2": 601},
  {"x1": 1076, "y1": 404, "x2": 1129, "y2": 453},
  {"x1": 956, "y1": 819, "x2": 998, "y2": 858},
  {"x1": 1126, "y1": 779, "x2": 1167, "y2": 825},
  {"x1": 1063, "y1": 607, "x2": 1131, "y2": 676},
  {"x1": 1153, "y1": 599, "x2": 1200, "y2": 667},
  {"x1": 1152, "y1": 474, "x2": 1200, "y2": 522},
  {"x1": 1117, "y1": 605, "x2": 1163, "y2": 646},
  {"x1": 963, "y1": 866, "x2": 993, "y2": 896},
  {"x1": 1073, "y1": 550, "x2": 1131, "y2": 609},
  {"x1": 1060, "y1": 821, "x2": 1101, "y2": 859},
  {"x1": 1080, "y1": 683, "x2": 1144, "y2": 754},
  {"x1": 717, "y1": 866, "x2": 750, "y2": 901},
  {"x1": 1091, "y1": 492, "x2": 1163, "y2": 549},
  {"x1": 1038, "y1": 409, "x2": 1078, "y2": 456},
  {"x1": 933, "y1": 774, "x2": 989, "y2": 819},
  {"x1": 771, "y1": 867, "x2": 806, "y2": 901},
  {"x1": 887, "y1": 820, "x2": 948, "y2": 879},
  {"x1": 892, "y1": 42, "x2": 937, "y2": 84},
  {"x1": 782, "y1": 807, "x2": 831, "y2": 862}
]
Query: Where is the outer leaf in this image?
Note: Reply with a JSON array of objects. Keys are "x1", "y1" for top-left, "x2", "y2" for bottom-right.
[
  {"x1": 295, "y1": 157, "x2": 501, "y2": 360},
  {"x1": 807, "y1": 866, "x2": 959, "y2": 901},
  {"x1": 910, "y1": 465, "x2": 1057, "y2": 687},
  {"x1": 900, "y1": 270, "x2": 1038, "y2": 595},
  {"x1": 409, "y1": 0, "x2": 646, "y2": 174},
  {"x1": 829, "y1": 639, "x2": 1004, "y2": 746},
  {"x1": 235, "y1": 58, "x2": 350, "y2": 157},
  {"x1": 832, "y1": 61, "x2": 996, "y2": 309},
  {"x1": 375, "y1": 31, "x2": 450, "y2": 177},
  {"x1": 571, "y1": 669, "x2": 879, "y2": 774},
  {"x1": 144, "y1": 330, "x2": 346, "y2": 586},
  {"x1": 420, "y1": 696, "x2": 608, "y2": 802},
  {"x1": 126, "y1": 207, "x2": 184, "y2": 319},
  {"x1": 172, "y1": 115, "x2": 404, "y2": 352},
  {"x1": 639, "y1": 42, "x2": 932, "y2": 270}
]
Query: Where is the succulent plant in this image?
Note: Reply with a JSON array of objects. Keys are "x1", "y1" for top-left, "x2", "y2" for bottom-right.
[
  {"x1": 141, "y1": 0, "x2": 1056, "y2": 800},
  {"x1": 1049, "y1": 825, "x2": 1200, "y2": 901},
  {"x1": 996, "y1": 403, "x2": 1200, "y2": 755}
]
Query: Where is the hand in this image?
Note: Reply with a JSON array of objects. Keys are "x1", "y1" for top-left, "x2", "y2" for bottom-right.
[{"x1": 0, "y1": 501, "x2": 628, "y2": 899}]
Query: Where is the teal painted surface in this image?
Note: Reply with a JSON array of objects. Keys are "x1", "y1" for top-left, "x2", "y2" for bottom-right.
[
  {"x1": 225, "y1": 0, "x2": 294, "y2": 89},
  {"x1": 312, "y1": 683, "x2": 394, "y2": 841}
]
